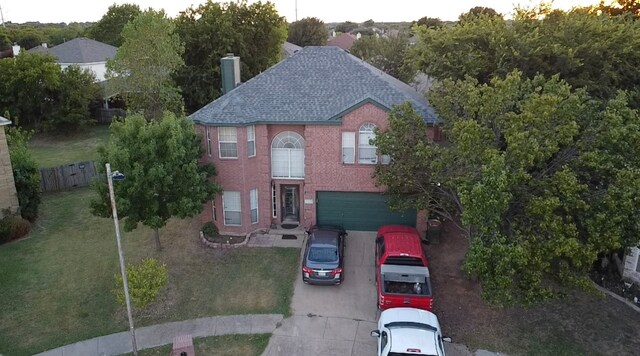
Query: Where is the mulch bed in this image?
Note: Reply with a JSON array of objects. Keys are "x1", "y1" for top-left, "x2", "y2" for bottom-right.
[
  {"x1": 591, "y1": 269, "x2": 640, "y2": 305},
  {"x1": 203, "y1": 234, "x2": 246, "y2": 245}
]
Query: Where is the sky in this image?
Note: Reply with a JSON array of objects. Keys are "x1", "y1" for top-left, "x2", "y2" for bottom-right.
[{"x1": 0, "y1": 0, "x2": 600, "y2": 24}]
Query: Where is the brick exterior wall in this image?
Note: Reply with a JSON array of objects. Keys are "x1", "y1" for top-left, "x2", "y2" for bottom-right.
[
  {"x1": 198, "y1": 103, "x2": 438, "y2": 235},
  {"x1": 0, "y1": 126, "x2": 19, "y2": 214}
]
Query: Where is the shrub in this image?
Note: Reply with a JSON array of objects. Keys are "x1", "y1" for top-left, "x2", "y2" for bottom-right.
[
  {"x1": 6, "y1": 127, "x2": 41, "y2": 221},
  {"x1": 0, "y1": 214, "x2": 31, "y2": 244},
  {"x1": 202, "y1": 221, "x2": 219, "y2": 238},
  {"x1": 113, "y1": 258, "x2": 168, "y2": 308}
]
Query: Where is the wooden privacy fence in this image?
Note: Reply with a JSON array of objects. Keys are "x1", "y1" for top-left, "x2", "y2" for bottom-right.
[{"x1": 40, "y1": 161, "x2": 100, "y2": 193}]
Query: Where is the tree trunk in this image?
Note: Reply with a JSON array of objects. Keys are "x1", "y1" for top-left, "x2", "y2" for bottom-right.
[
  {"x1": 612, "y1": 253, "x2": 625, "y2": 277},
  {"x1": 154, "y1": 228, "x2": 162, "y2": 252}
]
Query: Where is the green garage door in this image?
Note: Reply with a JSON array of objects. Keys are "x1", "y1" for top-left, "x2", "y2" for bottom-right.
[{"x1": 316, "y1": 192, "x2": 416, "y2": 231}]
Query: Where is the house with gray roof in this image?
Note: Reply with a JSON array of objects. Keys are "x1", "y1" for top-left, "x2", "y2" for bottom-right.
[
  {"x1": 191, "y1": 46, "x2": 440, "y2": 235},
  {"x1": 28, "y1": 37, "x2": 117, "y2": 81}
]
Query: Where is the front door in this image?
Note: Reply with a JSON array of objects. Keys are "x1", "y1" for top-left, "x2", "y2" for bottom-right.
[{"x1": 282, "y1": 185, "x2": 299, "y2": 223}]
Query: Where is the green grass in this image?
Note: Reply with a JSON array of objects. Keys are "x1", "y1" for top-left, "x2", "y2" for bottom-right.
[
  {"x1": 28, "y1": 125, "x2": 111, "y2": 168},
  {"x1": 0, "y1": 188, "x2": 299, "y2": 355},
  {"x1": 121, "y1": 334, "x2": 271, "y2": 356}
]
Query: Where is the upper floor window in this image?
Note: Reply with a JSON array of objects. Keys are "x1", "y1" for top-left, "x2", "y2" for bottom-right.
[
  {"x1": 359, "y1": 123, "x2": 378, "y2": 164},
  {"x1": 218, "y1": 127, "x2": 237, "y2": 158},
  {"x1": 271, "y1": 131, "x2": 305, "y2": 179},
  {"x1": 247, "y1": 125, "x2": 256, "y2": 157},
  {"x1": 342, "y1": 132, "x2": 355, "y2": 164},
  {"x1": 206, "y1": 127, "x2": 212, "y2": 156}
]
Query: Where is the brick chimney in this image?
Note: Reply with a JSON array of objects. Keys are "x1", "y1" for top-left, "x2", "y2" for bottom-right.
[{"x1": 220, "y1": 53, "x2": 240, "y2": 95}]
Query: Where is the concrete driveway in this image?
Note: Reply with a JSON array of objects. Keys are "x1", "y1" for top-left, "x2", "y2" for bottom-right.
[
  {"x1": 263, "y1": 231, "x2": 379, "y2": 356},
  {"x1": 262, "y1": 230, "x2": 478, "y2": 356}
]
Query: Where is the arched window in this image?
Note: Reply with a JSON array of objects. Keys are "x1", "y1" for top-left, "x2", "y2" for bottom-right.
[
  {"x1": 359, "y1": 123, "x2": 378, "y2": 164},
  {"x1": 271, "y1": 131, "x2": 305, "y2": 178}
]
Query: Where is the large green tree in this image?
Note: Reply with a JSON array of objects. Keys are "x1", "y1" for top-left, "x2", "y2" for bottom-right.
[
  {"x1": 0, "y1": 52, "x2": 60, "y2": 129},
  {"x1": 175, "y1": 0, "x2": 287, "y2": 113},
  {"x1": 375, "y1": 72, "x2": 640, "y2": 305},
  {"x1": 91, "y1": 112, "x2": 220, "y2": 251},
  {"x1": 411, "y1": 8, "x2": 640, "y2": 104},
  {"x1": 106, "y1": 9, "x2": 184, "y2": 121},
  {"x1": 350, "y1": 35, "x2": 417, "y2": 83},
  {"x1": 48, "y1": 66, "x2": 102, "y2": 133},
  {"x1": 86, "y1": 3, "x2": 141, "y2": 47},
  {"x1": 287, "y1": 17, "x2": 327, "y2": 47}
]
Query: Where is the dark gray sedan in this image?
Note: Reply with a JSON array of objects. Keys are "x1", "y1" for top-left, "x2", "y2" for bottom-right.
[{"x1": 302, "y1": 226, "x2": 347, "y2": 285}]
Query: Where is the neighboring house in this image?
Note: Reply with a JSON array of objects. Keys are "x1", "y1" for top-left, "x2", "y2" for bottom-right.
[
  {"x1": 327, "y1": 33, "x2": 357, "y2": 51},
  {"x1": 27, "y1": 37, "x2": 117, "y2": 81},
  {"x1": 0, "y1": 116, "x2": 19, "y2": 214},
  {"x1": 191, "y1": 47, "x2": 440, "y2": 235},
  {"x1": 282, "y1": 41, "x2": 302, "y2": 58},
  {"x1": 623, "y1": 248, "x2": 640, "y2": 284}
]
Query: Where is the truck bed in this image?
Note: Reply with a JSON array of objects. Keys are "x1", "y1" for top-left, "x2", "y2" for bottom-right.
[{"x1": 380, "y1": 264, "x2": 432, "y2": 296}]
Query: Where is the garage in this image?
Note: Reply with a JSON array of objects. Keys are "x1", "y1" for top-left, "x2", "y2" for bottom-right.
[{"x1": 316, "y1": 191, "x2": 416, "y2": 231}]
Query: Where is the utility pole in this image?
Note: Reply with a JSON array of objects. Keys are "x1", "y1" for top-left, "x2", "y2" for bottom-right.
[
  {"x1": 0, "y1": 4, "x2": 6, "y2": 28},
  {"x1": 295, "y1": 0, "x2": 298, "y2": 21}
]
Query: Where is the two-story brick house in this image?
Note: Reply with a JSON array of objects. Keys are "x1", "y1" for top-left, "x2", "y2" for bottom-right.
[{"x1": 191, "y1": 46, "x2": 439, "y2": 235}]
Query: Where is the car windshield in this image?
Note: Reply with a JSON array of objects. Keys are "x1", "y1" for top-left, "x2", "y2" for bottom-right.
[{"x1": 308, "y1": 247, "x2": 338, "y2": 263}]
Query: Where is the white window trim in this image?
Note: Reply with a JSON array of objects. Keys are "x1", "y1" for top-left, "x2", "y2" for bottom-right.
[
  {"x1": 271, "y1": 131, "x2": 305, "y2": 179},
  {"x1": 222, "y1": 191, "x2": 241, "y2": 226},
  {"x1": 359, "y1": 123, "x2": 378, "y2": 164},
  {"x1": 342, "y1": 131, "x2": 355, "y2": 164},
  {"x1": 250, "y1": 188, "x2": 259, "y2": 224},
  {"x1": 247, "y1": 125, "x2": 256, "y2": 158},
  {"x1": 206, "y1": 127, "x2": 212, "y2": 157},
  {"x1": 218, "y1": 127, "x2": 238, "y2": 159}
]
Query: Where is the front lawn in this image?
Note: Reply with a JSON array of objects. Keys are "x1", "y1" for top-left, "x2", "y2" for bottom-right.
[
  {"x1": 121, "y1": 334, "x2": 271, "y2": 356},
  {"x1": 0, "y1": 188, "x2": 298, "y2": 355},
  {"x1": 28, "y1": 125, "x2": 111, "y2": 168}
]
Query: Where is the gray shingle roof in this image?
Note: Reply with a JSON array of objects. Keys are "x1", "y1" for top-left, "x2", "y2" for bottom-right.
[
  {"x1": 282, "y1": 42, "x2": 302, "y2": 57},
  {"x1": 191, "y1": 46, "x2": 437, "y2": 126},
  {"x1": 28, "y1": 37, "x2": 117, "y2": 64}
]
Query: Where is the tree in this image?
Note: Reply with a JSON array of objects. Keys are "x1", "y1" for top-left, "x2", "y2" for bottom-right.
[
  {"x1": 6, "y1": 127, "x2": 41, "y2": 221},
  {"x1": 287, "y1": 17, "x2": 327, "y2": 47},
  {"x1": 47, "y1": 66, "x2": 102, "y2": 133},
  {"x1": 458, "y1": 6, "x2": 502, "y2": 22},
  {"x1": 0, "y1": 52, "x2": 60, "y2": 129},
  {"x1": 86, "y1": 3, "x2": 141, "y2": 47},
  {"x1": 106, "y1": 9, "x2": 184, "y2": 121},
  {"x1": 411, "y1": 9, "x2": 640, "y2": 104},
  {"x1": 350, "y1": 35, "x2": 417, "y2": 83},
  {"x1": 15, "y1": 30, "x2": 43, "y2": 49},
  {"x1": 595, "y1": 0, "x2": 640, "y2": 17},
  {"x1": 414, "y1": 17, "x2": 443, "y2": 29},
  {"x1": 363, "y1": 19, "x2": 375, "y2": 27},
  {"x1": 374, "y1": 72, "x2": 640, "y2": 304},
  {"x1": 335, "y1": 21, "x2": 358, "y2": 33},
  {"x1": 174, "y1": 0, "x2": 287, "y2": 113},
  {"x1": 90, "y1": 112, "x2": 220, "y2": 251}
]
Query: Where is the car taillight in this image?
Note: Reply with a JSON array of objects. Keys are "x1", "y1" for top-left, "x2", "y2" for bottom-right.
[
  {"x1": 302, "y1": 266, "x2": 313, "y2": 274},
  {"x1": 330, "y1": 267, "x2": 343, "y2": 275}
]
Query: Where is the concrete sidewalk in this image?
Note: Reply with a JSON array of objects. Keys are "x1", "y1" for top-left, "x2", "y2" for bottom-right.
[{"x1": 35, "y1": 314, "x2": 283, "y2": 356}]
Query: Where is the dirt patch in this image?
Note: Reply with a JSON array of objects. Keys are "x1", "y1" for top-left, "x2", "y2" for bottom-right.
[{"x1": 426, "y1": 220, "x2": 640, "y2": 355}]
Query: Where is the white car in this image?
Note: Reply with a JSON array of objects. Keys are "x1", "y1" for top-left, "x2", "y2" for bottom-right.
[{"x1": 371, "y1": 307, "x2": 451, "y2": 356}]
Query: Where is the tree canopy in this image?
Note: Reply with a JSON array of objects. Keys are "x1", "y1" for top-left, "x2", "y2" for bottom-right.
[
  {"x1": 458, "y1": 6, "x2": 502, "y2": 22},
  {"x1": 86, "y1": 3, "x2": 141, "y2": 47},
  {"x1": 375, "y1": 72, "x2": 640, "y2": 304},
  {"x1": 414, "y1": 16, "x2": 444, "y2": 29},
  {"x1": 287, "y1": 17, "x2": 327, "y2": 47},
  {"x1": 411, "y1": 8, "x2": 640, "y2": 104},
  {"x1": 174, "y1": 0, "x2": 287, "y2": 113},
  {"x1": 91, "y1": 112, "x2": 220, "y2": 251},
  {"x1": 335, "y1": 21, "x2": 358, "y2": 33},
  {"x1": 106, "y1": 9, "x2": 185, "y2": 120},
  {"x1": 350, "y1": 34, "x2": 417, "y2": 83}
]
